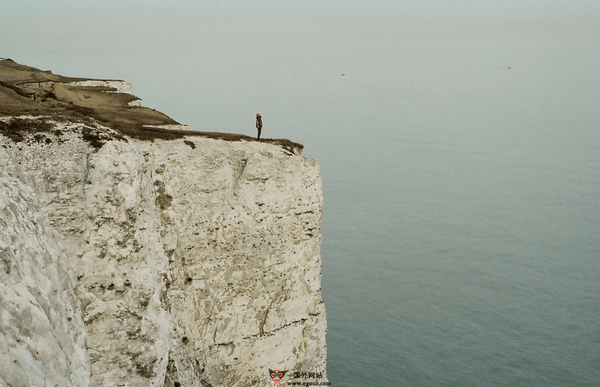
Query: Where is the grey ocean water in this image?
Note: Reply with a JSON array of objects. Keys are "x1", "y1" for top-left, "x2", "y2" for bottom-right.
[
  {"x1": 19, "y1": 28, "x2": 599, "y2": 386},
  {"x1": 313, "y1": 37, "x2": 600, "y2": 386}
]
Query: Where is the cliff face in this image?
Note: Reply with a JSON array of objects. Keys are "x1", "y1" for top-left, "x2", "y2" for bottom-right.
[
  {"x1": 0, "y1": 117, "x2": 327, "y2": 387},
  {"x1": 0, "y1": 164, "x2": 89, "y2": 387},
  {"x1": 144, "y1": 139, "x2": 326, "y2": 386}
]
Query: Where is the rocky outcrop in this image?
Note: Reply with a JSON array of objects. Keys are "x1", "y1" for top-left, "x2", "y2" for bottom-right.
[
  {"x1": 15, "y1": 80, "x2": 134, "y2": 94},
  {"x1": 141, "y1": 138, "x2": 327, "y2": 387},
  {"x1": 0, "y1": 116, "x2": 327, "y2": 386},
  {"x1": 65, "y1": 80, "x2": 134, "y2": 94},
  {"x1": 0, "y1": 152, "x2": 90, "y2": 387}
]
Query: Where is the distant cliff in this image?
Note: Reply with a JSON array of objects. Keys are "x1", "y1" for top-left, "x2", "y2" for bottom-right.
[{"x1": 0, "y1": 59, "x2": 327, "y2": 387}]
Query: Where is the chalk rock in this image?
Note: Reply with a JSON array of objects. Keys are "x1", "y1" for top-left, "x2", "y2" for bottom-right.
[
  {"x1": 66, "y1": 80, "x2": 134, "y2": 94},
  {"x1": 0, "y1": 157, "x2": 90, "y2": 387},
  {"x1": 1, "y1": 123, "x2": 171, "y2": 387},
  {"x1": 0, "y1": 119, "x2": 328, "y2": 386},
  {"x1": 141, "y1": 138, "x2": 327, "y2": 386}
]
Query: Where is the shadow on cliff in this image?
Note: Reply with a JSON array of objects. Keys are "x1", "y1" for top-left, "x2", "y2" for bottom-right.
[{"x1": 0, "y1": 58, "x2": 303, "y2": 154}]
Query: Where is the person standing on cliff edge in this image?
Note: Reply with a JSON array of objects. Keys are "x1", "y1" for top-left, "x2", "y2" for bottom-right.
[{"x1": 256, "y1": 113, "x2": 262, "y2": 140}]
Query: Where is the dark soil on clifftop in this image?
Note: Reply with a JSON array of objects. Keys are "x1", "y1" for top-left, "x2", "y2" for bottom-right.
[{"x1": 0, "y1": 58, "x2": 303, "y2": 153}]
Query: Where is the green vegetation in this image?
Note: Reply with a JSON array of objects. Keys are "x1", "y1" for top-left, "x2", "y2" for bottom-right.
[
  {"x1": 0, "y1": 117, "x2": 127, "y2": 149},
  {"x1": 0, "y1": 117, "x2": 54, "y2": 143}
]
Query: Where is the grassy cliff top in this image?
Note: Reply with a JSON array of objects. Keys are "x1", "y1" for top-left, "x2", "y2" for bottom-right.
[{"x1": 0, "y1": 58, "x2": 303, "y2": 153}]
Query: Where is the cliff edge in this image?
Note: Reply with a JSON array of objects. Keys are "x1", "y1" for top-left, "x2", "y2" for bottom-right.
[{"x1": 0, "y1": 59, "x2": 327, "y2": 387}]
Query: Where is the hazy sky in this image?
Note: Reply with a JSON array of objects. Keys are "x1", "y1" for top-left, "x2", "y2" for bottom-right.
[
  {"x1": 3, "y1": 1, "x2": 599, "y2": 36},
  {"x1": 3, "y1": 0, "x2": 598, "y2": 66},
  {"x1": 3, "y1": 0, "x2": 600, "y2": 19},
  {"x1": 3, "y1": 1, "x2": 597, "y2": 54}
]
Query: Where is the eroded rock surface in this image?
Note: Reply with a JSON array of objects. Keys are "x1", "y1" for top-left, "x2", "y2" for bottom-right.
[
  {"x1": 141, "y1": 139, "x2": 327, "y2": 387},
  {"x1": 0, "y1": 118, "x2": 327, "y2": 387},
  {"x1": 0, "y1": 156, "x2": 90, "y2": 387}
]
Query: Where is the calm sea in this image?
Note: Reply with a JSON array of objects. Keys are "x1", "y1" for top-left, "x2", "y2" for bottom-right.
[
  {"x1": 14, "y1": 28, "x2": 600, "y2": 386},
  {"x1": 313, "y1": 36, "x2": 600, "y2": 386}
]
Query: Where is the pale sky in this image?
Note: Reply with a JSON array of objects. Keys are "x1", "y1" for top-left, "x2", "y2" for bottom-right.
[
  {"x1": 2, "y1": 0, "x2": 600, "y2": 19},
  {"x1": 3, "y1": 0, "x2": 598, "y2": 63},
  {"x1": 3, "y1": 1, "x2": 600, "y2": 29}
]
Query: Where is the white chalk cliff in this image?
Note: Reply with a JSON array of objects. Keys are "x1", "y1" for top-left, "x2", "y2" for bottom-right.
[
  {"x1": 0, "y1": 65, "x2": 327, "y2": 386},
  {"x1": 0, "y1": 167, "x2": 89, "y2": 386}
]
